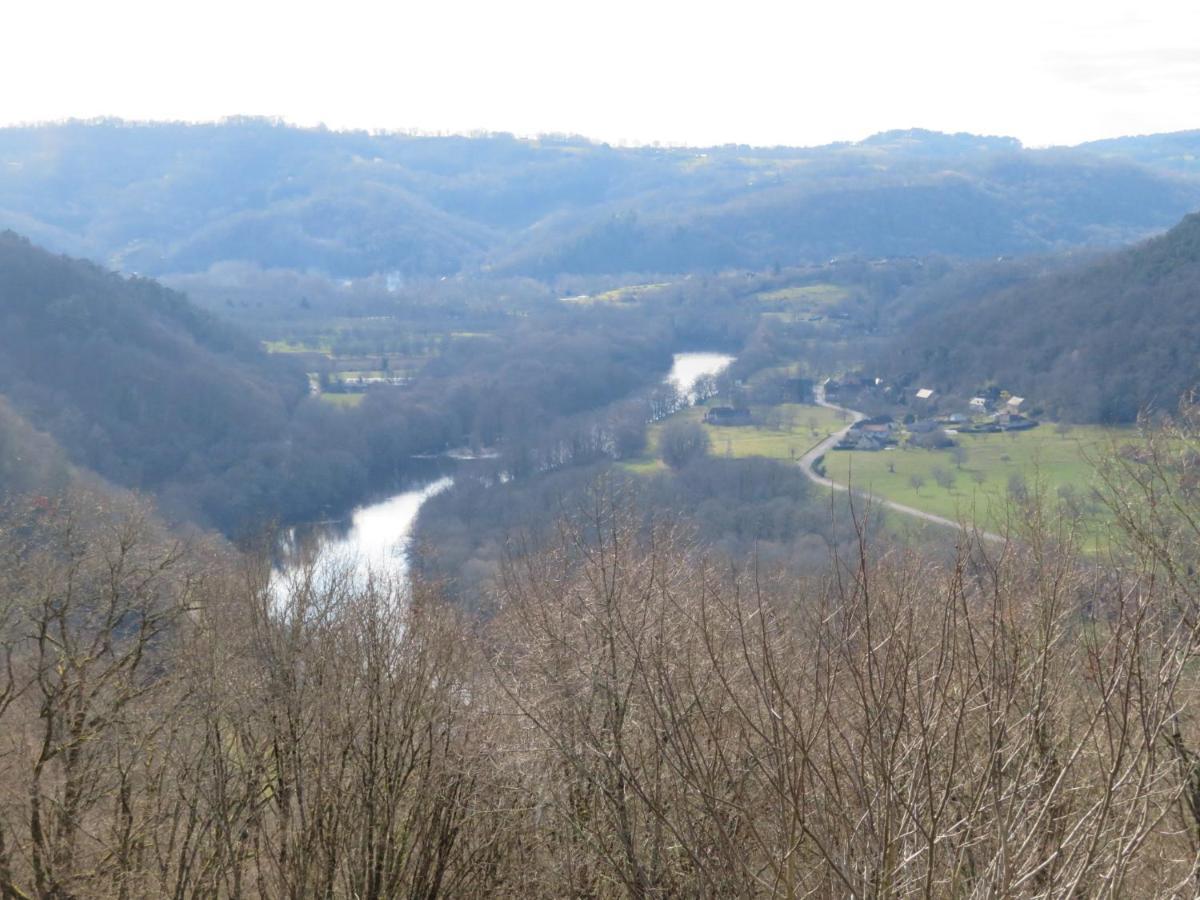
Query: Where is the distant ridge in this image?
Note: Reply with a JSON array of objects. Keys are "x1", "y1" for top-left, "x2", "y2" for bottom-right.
[{"x1": 1, "y1": 120, "x2": 1198, "y2": 278}]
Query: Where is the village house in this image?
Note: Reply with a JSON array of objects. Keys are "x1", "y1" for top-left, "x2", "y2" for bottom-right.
[
  {"x1": 835, "y1": 415, "x2": 898, "y2": 451},
  {"x1": 841, "y1": 432, "x2": 891, "y2": 451}
]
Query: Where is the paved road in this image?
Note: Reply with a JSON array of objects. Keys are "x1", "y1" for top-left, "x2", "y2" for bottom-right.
[{"x1": 800, "y1": 387, "x2": 1004, "y2": 543}]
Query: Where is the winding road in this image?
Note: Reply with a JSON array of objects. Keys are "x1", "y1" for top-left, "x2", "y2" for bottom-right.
[{"x1": 800, "y1": 386, "x2": 1003, "y2": 543}]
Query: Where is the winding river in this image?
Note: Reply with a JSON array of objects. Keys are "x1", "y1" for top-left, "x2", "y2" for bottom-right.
[{"x1": 274, "y1": 352, "x2": 735, "y2": 595}]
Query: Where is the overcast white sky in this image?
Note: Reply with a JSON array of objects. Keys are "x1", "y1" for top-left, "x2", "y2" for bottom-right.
[{"x1": 4, "y1": 0, "x2": 1199, "y2": 147}]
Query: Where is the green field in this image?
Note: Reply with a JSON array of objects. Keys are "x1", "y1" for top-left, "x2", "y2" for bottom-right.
[
  {"x1": 820, "y1": 424, "x2": 1138, "y2": 535},
  {"x1": 625, "y1": 403, "x2": 850, "y2": 472},
  {"x1": 755, "y1": 283, "x2": 850, "y2": 306},
  {"x1": 264, "y1": 339, "x2": 332, "y2": 354},
  {"x1": 562, "y1": 282, "x2": 672, "y2": 306},
  {"x1": 754, "y1": 283, "x2": 853, "y2": 325},
  {"x1": 621, "y1": 457, "x2": 666, "y2": 475},
  {"x1": 617, "y1": 396, "x2": 1146, "y2": 545},
  {"x1": 318, "y1": 393, "x2": 365, "y2": 408}
]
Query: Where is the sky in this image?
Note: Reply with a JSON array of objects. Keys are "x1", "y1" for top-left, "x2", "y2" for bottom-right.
[{"x1": 4, "y1": 0, "x2": 1200, "y2": 148}]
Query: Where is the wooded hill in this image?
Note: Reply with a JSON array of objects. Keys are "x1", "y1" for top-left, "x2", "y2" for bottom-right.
[
  {"x1": 887, "y1": 211, "x2": 1200, "y2": 422},
  {"x1": 0, "y1": 231, "x2": 320, "y2": 524},
  {"x1": 3, "y1": 121, "x2": 1200, "y2": 278}
]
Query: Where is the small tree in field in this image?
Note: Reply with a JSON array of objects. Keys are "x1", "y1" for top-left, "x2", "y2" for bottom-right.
[
  {"x1": 660, "y1": 421, "x2": 711, "y2": 469},
  {"x1": 932, "y1": 465, "x2": 956, "y2": 492}
]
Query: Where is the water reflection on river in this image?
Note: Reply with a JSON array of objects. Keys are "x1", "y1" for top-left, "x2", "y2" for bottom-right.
[
  {"x1": 274, "y1": 477, "x2": 453, "y2": 595},
  {"x1": 666, "y1": 351, "x2": 735, "y2": 404}
]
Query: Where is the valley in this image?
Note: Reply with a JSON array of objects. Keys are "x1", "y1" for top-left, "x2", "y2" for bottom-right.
[{"x1": 3, "y1": 118, "x2": 1200, "y2": 897}]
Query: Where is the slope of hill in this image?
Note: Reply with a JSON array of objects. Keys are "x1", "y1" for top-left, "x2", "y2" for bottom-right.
[
  {"x1": 2, "y1": 120, "x2": 1200, "y2": 278},
  {"x1": 0, "y1": 231, "x2": 363, "y2": 532},
  {"x1": 0, "y1": 231, "x2": 300, "y2": 483},
  {"x1": 886, "y1": 212, "x2": 1200, "y2": 422}
]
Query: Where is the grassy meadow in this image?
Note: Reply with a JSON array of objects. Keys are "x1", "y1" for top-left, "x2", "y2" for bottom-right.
[
  {"x1": 318, "y1": 393, "x2": 366, "y2": 408},
  {"x1": 627, "y1": 400, "x2": 1144, "y2": 544},
  {"x1": 625, "y1": 403, "x2": 850, "y2": 473},
  {"x1": 561, "y1": 282, "x2": 672, "y2": 306},
  {"x1": 820, "y1": 423, "x2": 1139, "y2": 536}
]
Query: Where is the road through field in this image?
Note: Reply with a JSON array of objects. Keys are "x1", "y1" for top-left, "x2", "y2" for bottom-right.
[{"x1": 801, "y1": 386, "x2": 1004, "y2": 543}]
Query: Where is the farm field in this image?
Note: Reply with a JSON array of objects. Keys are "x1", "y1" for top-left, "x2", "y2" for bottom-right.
[
  {"x1": 625, "y1": 403, "x2": 850, "y2": 472},
  {"x1": 755, "y1": 283, "x2": 855, "y2": 324},
  {"x1": 819, "y1": 423, "x2": 1140, "y2": 536},
  {"x1": 755, "y1": 283, "x2": 850, "y2": 306},
  {"x1": 264, "y1": 338, "x2": 332, "y2": 354},
  {"x1": 561, "y1": 282, "x2": 672, "y2": 306},
  {"x1": 318, "y1": 393, "x2": 366, "y2": 408}
]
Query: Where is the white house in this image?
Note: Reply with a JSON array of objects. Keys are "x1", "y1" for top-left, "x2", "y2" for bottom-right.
[{"x1": 915, "y1": 388, "x2": 934, "y2": 400}]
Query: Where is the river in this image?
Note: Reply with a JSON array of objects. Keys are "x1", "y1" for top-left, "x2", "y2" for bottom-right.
[
  {"x1": 273, "y1": 352, "x2": 735, "y2": 596},
  {"x1": 273, "y1": 477, "x2": 453, "y2": 595},
  {"x1": 666, "y1": 351, "x2": 735, "y2": 404}
]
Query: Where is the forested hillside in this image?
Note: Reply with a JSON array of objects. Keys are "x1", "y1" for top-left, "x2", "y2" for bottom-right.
[
  {"x1": 0, "y1": 232, "x2": 359, "y2": 530},
  {"x1": 886, "y1": 211, "x2": 1200, "y2": 422},
  {"x1": 3, "y1": 121, "x2": 1200, "y2": 277},
  {"x1": 0, "y1": 231, "x2": 302, "y2": 481}
]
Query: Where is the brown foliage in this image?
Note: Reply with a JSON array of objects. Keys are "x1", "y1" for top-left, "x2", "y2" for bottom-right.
[{"x1": 6, "y1": 416, "x2": 1200, "y2": 896}]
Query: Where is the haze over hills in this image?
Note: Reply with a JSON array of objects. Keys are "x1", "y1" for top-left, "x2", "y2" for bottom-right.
[
  {"x1": 886, "y1": 210, "x2": 1200, "y2": 422},
  {"x1": 4, "y1": 120, "x2": 1200, "y2": 278}
]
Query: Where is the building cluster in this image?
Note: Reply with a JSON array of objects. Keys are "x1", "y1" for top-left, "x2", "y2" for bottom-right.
[
  {"x1": 829, "y1": 382, "x2": 1039, "y2": 452},
  {"x1": 835, "y1": 415, "x2": 899, "y2": 451}
]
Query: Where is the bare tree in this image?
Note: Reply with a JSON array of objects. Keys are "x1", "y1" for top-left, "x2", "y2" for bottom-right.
[
  {"x1": 931, "y1": 464, "x2": 956, "y2": 491},
  {"x1": 0, "y1": 490, "x2": 201, "y2": 899},
  {"x1": 6, "y1": 409, "x2": 1200, "y2": 896}
]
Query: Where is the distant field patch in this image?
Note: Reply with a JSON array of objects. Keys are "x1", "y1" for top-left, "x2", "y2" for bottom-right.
[
  {"x1": 318, "y1": 393, "x2": 365, "y2": 408},
  {"x1": 563, "y1": 283, "x2": 672, "y2": 306},
  {"x1": 629, "y1": 403, "x2": 849, "y2": 470},
  {"x1": 756, "y1": 284, "x2": 850, "y2": 306},
  {"x1": 619, "y1": 458, "x2": 666, "y2": 475},
  {"x1": 264, "y1": 339, "x2": 332, "y2": 354}
]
